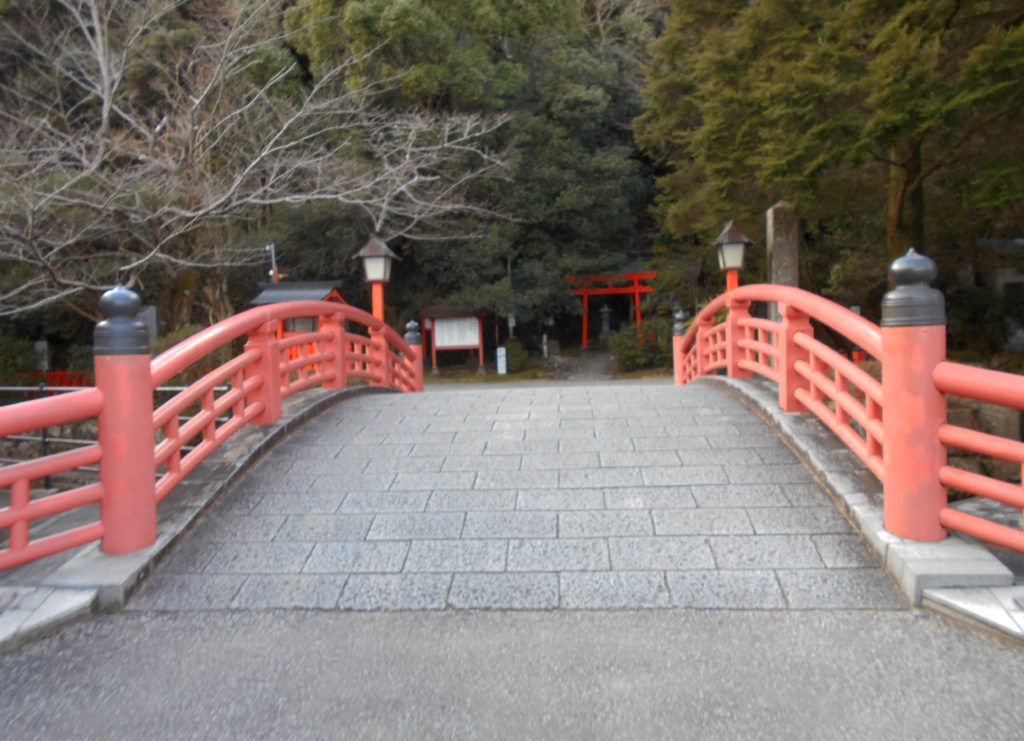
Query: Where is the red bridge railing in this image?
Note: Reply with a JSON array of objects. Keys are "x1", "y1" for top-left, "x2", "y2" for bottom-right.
[
  {"x1": 0, "y1": 288, "x2": 423, "y2": 569},
  {"x1": 674, "y1": 249, "x2": 1024, "y2": 553}
]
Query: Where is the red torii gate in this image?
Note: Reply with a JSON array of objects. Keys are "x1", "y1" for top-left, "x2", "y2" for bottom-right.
[{"x1": 566, "y1": 272, "x2": 657, "y2": 349}]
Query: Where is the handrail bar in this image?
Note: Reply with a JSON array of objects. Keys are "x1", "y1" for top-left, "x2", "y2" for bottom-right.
[
  {"x1": 933, "y1": 361, "x2": 1024, "y2": 409},
  {"x1": 151, "y1": 301, "x2": 414, "y2": 386},
  {"x1": 1, "y1": 385, "x2": 232, "y2": 397},
  {"x1": 678, "y1": 284, "x2": 882, "y2": 359},
  {"x1": 0, "y1": 389, "x2": 103, "y2": 438}
]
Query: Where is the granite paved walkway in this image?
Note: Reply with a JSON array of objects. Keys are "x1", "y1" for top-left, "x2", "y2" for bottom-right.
[{"x1": 132, "y1": 382, "x2": 904, "y2": 612}]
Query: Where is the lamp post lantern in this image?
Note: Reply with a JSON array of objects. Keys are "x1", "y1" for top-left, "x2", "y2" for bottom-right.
[
  {"x1": 265, "y1": 243, "x2": 279, "y2": 283},
  {"x1": 354, "y1": 235, "x2": 400, "y2": 321},
  {"x1": 714, "y1": 221, "x2": 753, "y2": 292}
]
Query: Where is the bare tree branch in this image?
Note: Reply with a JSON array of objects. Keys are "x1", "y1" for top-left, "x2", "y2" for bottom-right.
[{"x1": 0, "y1": 0, "x2": 507, "y2": 316}]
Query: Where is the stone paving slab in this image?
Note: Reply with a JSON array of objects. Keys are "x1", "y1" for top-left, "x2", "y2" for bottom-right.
[
  {"x1": 405, "y1": 540, "x2": 507, "y2": 572},
  {"x1": 449, "y1": 573, "x2": 559, "y2": 609},
  {"x1": 338, "y1": 574, "x2": 451, "y2": 610},
  {"x1": 129, "y1": 383, "x2": 910, "y2": 614},
  {"x1": 508, "y1": 539, "x2": 609, "y2": 571},
  {"x1": 231, "y1": 575, "x2": 348, "y2": 609},
  {"x1": 428, "y1": 489, "x2": 517, "y2": 511},
  {"x1": 666, "y1": 570, "x2": 786, "y2": 609}
]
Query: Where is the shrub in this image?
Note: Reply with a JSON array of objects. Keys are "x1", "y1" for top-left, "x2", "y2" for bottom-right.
[
  {"x1": 152, "y1": 323, "x2": 206, "y2": 355},
  {"x1": 505, "y1": 337, "x2": 528, "y2": 373},
  {"x1": 0, "y1": 334, "x2": 37, "y2": 383},
  {"x1": 609, "y1": 316, "x2": 673, "y2": 372},
  {"x1": 152, "y1": 323, "x2": 240, "y2": 385}
]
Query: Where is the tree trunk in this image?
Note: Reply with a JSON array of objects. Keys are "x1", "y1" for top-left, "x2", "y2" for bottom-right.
[
  {"x1": 886, "y1": 141, "x2": 925, "y2": 260},
  {"x1": 506, "y1": 255, "x2": 515, "y2": 339},
  {"x1": 165, "y1": 268, "x2": 200, "y2": 330},
  {"x1": 199, "y1": 273, "x2": 234, "y2": 325}
]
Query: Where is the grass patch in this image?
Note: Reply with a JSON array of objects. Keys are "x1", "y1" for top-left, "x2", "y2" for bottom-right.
[{"x1": 424, "y1": 357, "x2": 565, "y2": 384}]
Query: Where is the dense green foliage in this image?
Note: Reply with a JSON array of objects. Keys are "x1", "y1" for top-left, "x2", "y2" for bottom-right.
[
  {"x1": 0, "y1": 335, "x2": 36, "y2": 383},
  {"x1": 637, "y1": 0, "x2": 1024, "y2": 311},
  {"x1": 281, "y1": 0, "x2": 658, "y2": 333},
  {"x1": 609, "y1": 315, "x2": 672, "y2": 371},
  {"x1": 4, "y1": 1, "x2": 1023, "y2": 365},
  {"x1": 504, "y1": 337, "x2": 529, "y2": 373}
]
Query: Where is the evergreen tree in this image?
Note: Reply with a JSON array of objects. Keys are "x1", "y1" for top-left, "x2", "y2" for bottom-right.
[
  {"x1": 637, "y1": 0, "x2": 1024, "y2": 287},
  {"x1": 284, "y1": 0, "x2": 658, "y2": 333}
]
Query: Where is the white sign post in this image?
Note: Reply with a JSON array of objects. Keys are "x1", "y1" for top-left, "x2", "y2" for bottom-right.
[{"x1": 496, "y1": 347, "x2": 507, "y2": 375}]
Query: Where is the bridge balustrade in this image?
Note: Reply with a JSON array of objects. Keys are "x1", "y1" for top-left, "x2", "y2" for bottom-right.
[
  {"x1": 0, "y1": 289, "x2": 423, "y2": 569},
  {"x1": 674, "y1": 249, "x2": 1024, "y2": 553}
]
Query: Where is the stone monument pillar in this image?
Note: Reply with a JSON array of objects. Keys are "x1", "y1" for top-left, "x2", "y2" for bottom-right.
[
  {"x1": 599, "y1": 305, "x2": 612, "y2": 341},
  {"x1": 766, "y1": 201, "x2": 800, "y2": 319}
]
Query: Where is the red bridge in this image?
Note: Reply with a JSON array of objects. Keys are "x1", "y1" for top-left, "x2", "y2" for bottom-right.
[{"x1": 0, "y1": 249, "x2": 1022, "y2": 640}]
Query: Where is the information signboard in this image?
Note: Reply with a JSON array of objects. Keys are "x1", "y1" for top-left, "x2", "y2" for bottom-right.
[{"x1": 434, "y1": 317, "x2": 480, "y2": 349}]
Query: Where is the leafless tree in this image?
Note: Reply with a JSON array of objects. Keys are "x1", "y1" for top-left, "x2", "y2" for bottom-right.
[{"x1": 0, "y1": 0, "x2": 506, "y2": 318}]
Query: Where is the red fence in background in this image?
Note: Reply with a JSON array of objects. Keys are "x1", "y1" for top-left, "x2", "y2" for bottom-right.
[
  {"x1": 0, "y1": 294, "x2": 423, "y2": 570},
  {"x1": 26, "y1": 370, "x2": 93, "y2": 388}
]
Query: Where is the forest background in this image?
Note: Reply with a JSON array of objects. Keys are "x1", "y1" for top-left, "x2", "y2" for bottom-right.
[{"x1": 0, "y1": 0, "x2": 1021, "y2": 376}]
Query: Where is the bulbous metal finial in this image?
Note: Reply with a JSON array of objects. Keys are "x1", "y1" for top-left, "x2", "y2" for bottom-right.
[
  {"x1": 98, "y1": 284, "x2": 142, "y2": 319},
  {"x1": 94, "y1": 285, "x2": 151, "y2": 355},
  {"x1": 404, "y1": 319, "x2": 422, "y2": 345},
  {"x1": 881, "y1": 248, "x2": 945, "y2": 327},
  {"x1": 889, "y1": 247, "x2": 938, "y2": 287}
]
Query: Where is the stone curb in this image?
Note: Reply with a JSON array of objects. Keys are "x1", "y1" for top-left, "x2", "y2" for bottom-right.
[
  {"x1": 709, "y1": 377, "x2": 1021, "y2": 642},
  {"x1": 0, "y1": 386, "x2": 391, "y2": 652}
]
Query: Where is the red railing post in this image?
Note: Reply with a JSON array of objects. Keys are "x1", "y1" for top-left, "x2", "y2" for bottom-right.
[
  {"x1": 881, "y1": 249, "x2": 947, "y2": 541},
  {"x1": 726, "y1": 298, "x2": 752, "y2": 379},
  {"x1": 777, "y1": 303, "x2": 813, "y2": 412},
  {"x1": 93, "y1": 286, "x2": 157, "y2": 554},
  {"x1": 672, "y1": 311, "x2": 687, "y2": 386},
  {"x1": 404, "y1": 320, "x2": 425, "y2": 392},
  {"x1": 695, "y1": 317, "x2": 713, "y2": 377},
  {"x1": 319, "y1": 312, "x2": 348, "y2": 390},
  {"x1": 369, "y1": 326, "x2": 389, "y2": 387},
  {"x1": 245, "y1": 320, "x2": 283, "y2": 424}
]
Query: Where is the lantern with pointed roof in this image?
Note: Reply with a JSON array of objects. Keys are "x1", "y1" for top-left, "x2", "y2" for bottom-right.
[
  {"x1": 713, "y1": 221, "x2": 753, "y2": 291},
  {"x1": 354, "y1": 235, "x2": 400, "y2": 284}
]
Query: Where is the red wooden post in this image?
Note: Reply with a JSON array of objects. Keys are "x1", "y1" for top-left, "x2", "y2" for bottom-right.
[
  {"x1": 369, "y1": 325, "x2": 390, "y2": 387},
  {"x1": 582, "y1": 291, "x2": 590, "y2": 349},
  {"x1": 421, "y1": 317, "x2": 438, "y2": 376},
  {"x1": 319, "y1": 312, "x2": 347, "y2": 389},
  {"x1": 695, "y1": 317, "x2": 712, "y2": 377},
  {"x1": 245, "y1": 320, "x2": 283, "y2": 424},
  {"x1": 672, "y1": 312, "x2": 687, "y2": 385},
  {"x1": 881, "y1": 249, "x2": 947, "y2": 541},
  {"x1": 93, "y1": 286, "x2": 157, "y2": 554},
  {"x1": 405, "y1": 320, "x2": 425, "y2": 392},
  {"x1": 777, "y1": 303, "x2": 813, "y2": 412},
  {"x1": 371, "y1": 282, "x2": 385, "y2": 322},
  {"x1": 477, "y1": 315, "x2": 485, "y2": 369},
  {"x1": 726, "y1": 298, "x2": 752, "y2": 379},
  {"x1": 634, "y1": 280, "x2": 643, "y2": 335}
]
